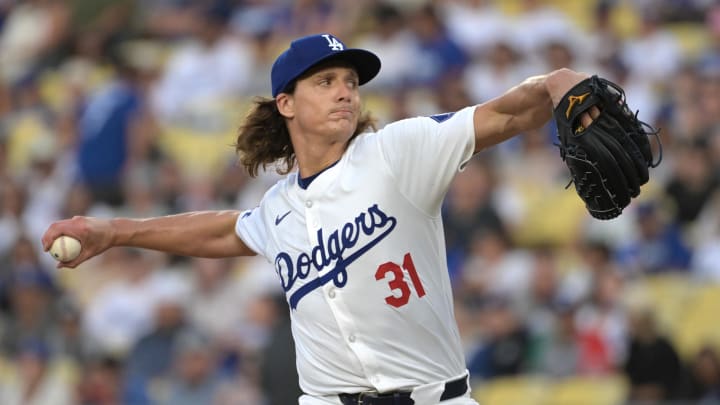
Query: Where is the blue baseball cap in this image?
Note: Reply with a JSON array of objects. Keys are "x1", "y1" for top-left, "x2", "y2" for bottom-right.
[{"x1": 271, "y1": 34, "x2": 381, "y2": 97}]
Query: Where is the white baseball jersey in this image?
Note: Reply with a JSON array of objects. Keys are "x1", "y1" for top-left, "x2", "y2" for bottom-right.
[{"x1": 235, "y1": 106, "x2": 476, "y2": 396}]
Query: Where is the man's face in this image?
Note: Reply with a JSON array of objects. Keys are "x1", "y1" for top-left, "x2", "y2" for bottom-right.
[{"x1": 279, "y1": 63, "x2": 361, "y2": 141}]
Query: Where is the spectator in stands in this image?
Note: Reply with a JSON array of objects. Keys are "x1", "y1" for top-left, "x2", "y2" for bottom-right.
[
  {"x1": 0, "y1": 0, "x2": 69, "y2": 86},
  {"x1": 275, "y1": 0, "x2": 347, "y2": 39},
  {"x1": 655, "y1": 63, "x2": 704, "y2": 145},
  {"x1": 186, "y1": 257, "x2": 259, "y2": 377},
  {"x1": 530, "y1": 300, "x2": 580, "y2": 378},
  {"x1": 22, "y1": 131, "x2": 74, "y2": 259},
  {"x1": 698, "y1": 4, "x2": 720, "y2": 76},
  {"x1": 1, "y1": 74, "x2": 57, "y2": 181},
  {"x1": 1, "y1": 258, "x2": 59, "y2": 358},
  {"x1": 621, "y1": 6, "x2": 682, "y2": 86},
  {"x1": 441, "y1": 0, "x2": 508, "y2": 58},
  {"x1": 116, "y1": 164, "x2": 168, "y2": 219},
  {"x1": 258, "y1": 293, "x2": 302, "y2": 405},
  {"x1": 560, "y1": 239, "x2": 618, "y2": 305},
  {"x1": 0, "y1": 338, "x2": 74, "y2": 405},
  {"x1": 575, "y1": 269, "x2": 627, "y2": 375},
  {"x1": 463, "y1": 36, "x2": 530, "y2": 105},
  {"x1": 153, "y1": 329, "x2": 223, "y2": 405},
  {"x1": 75, "y1": 47, "x2": 150, "y2": 207},
  {"x1": 584, "y1": 0, "x2": 623, "y2": 79},
  {"x1": 624, "y1": 308, "x2": 683, "y2": 403},
  {"x1": 0, "y1": 180, "x2": 26, "y2": 261},
  {"x1": 122, "y1": 285, "x2": 190, "y2": 405},
  {"x1": 691, "y1": 182, "x2": 720, "y2": 282},
  {"x1": 82, "y1": 248, "x2": 169, "y2": 356},
  {"x1": 460, "y1": 227, "x2": 533, "y2": 303},
  {"x1": 677, "y1": 345, "x2": 720, "y2": 403},
  {"x1": 140, "y1": 0, "x2": 206, "y2": 39},
  {"x1": 354, "y1": 2, "x2": 419, "y2": 92},
  {"x1": 150, "y1": 4, "x2": 255, "y2": 122},
  {"x1": 407, "y1": 4, "x2": 468, "y2": 88},
  {"x1": 523, "y1": 246, "x2": 564, "y2": 357},
  {"x1": 621, "y1": 7, "x2": 681, "y2": 122},
  {"x1": 665, "y1": 138, "x2": 720, "y2": 229},
  {"x1": 75, "y1": 356, "x2": 123, "y2": 405},
  {"x1": 615, "y1": 201, "x2": 692, "y2": 274},
  {"x1": 512, "y1": 0, "x2": 578, "y2": 65},
  {"x1": 466, "y1": 295, "x2": 530, "y2": 379},
  {"x1": 442, "y1": 158, "x2": 504, "y2": 282},
  {"x1": 53, "y1": 295, "x2": 85, "y2": 363},
  {"x1": 698, "y1": 71, "x2": 720, "y2": 132},
  {"x1": 186, "y1": 258, "x2": 244, "y2": 344}
]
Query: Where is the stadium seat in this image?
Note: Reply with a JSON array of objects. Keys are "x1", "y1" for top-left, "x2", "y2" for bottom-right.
[
  {"x1": 546, "y1": 375, "x2": 628, "y2": 405},
  {"x1": 623, "y1": 274, "x2": 696, "y2": 335},
  {"x1": 673, "y1": 285, "x2": 720, "y2": 360},
  {"x1": 157, "y1": 99, "x2": 247, "y2": 178},
  {"x1": 666, "y1": 23, "x2": 711, "y2": 59},
  {"x1": 473, "y1": 376, "x2": 550, "y2": 405}
]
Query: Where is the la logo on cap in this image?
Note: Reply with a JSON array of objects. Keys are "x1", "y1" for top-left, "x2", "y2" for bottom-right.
[{"x1": 322, "y1": 34, "x2": 344, "y2": 51}]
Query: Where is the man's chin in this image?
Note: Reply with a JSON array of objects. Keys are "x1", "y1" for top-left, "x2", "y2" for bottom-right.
[
  {"x1": 332, "y1": 118, "x2": 357, "y2": 130},
  {"x1": 324, "y1": 122, "x2": 357, "y2": 139}
]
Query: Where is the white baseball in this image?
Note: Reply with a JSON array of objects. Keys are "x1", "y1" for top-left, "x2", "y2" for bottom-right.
[{"x1": 49, "y1": 236, "x2": 82, "y2": 262}]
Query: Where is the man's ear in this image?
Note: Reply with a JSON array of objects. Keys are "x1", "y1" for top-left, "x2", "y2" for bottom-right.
[{"x1": 276, "y1": 94, "x2": 294, "y2": 118}]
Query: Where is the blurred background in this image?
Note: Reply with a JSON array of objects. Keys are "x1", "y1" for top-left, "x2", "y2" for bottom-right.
[{"x1": 0, "y1": 0, "x2": 718, "y2": 404}]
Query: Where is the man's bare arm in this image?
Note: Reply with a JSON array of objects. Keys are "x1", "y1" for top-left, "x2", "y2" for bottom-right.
[
  {"x1": 472, "y1": 68, "x2": 591, "y2": 153},
  {"x1": 42, "y1": 210, "x2": 255, "y2": 268}
]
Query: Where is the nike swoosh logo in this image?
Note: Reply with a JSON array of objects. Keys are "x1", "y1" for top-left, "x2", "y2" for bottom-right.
[{"x1": 275, "y1": 211, "x2": 291, "y2": 226}]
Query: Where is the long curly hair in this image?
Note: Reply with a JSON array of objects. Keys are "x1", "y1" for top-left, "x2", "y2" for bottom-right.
[{"x1": 235, "y1": 83, "x2": 376, "y2": 177}]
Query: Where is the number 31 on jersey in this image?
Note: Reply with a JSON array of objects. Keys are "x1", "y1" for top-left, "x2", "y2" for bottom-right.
[{"x1": 375, "y1": 253, "x2": 426, "y2": 307}]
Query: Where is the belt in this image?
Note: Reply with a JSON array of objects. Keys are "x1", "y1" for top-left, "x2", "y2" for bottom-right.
[{"x1": 338, "y1": 375, "x2": 467, "y2": 405}]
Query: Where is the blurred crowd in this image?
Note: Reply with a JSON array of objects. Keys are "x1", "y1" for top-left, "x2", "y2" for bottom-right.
[{"x1": 1, "y1": 0, "x2": 720, "y2": 404}]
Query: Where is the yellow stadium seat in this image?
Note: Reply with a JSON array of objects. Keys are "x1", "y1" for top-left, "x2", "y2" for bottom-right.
[
  {"x1": 473, "y1": 376, "x2": 550, "y2": 405},
  {"x1": 157, "y1": 99, "x2": 247, "y2": 178},
  {"x1": 623, "y1": 274, "x2": 696, "y2": 334},
  {"x1": 610, "y1": 1, "x2": 641, "y2": 39},
  {"x1": 673, "y1": 285, "x2": 720, "y2": 360},
  {"x1": 362, "y1": 93, "x2": 394, "y2": 127},
  {"x1": 666, "y1": 23, "x2": 711, "y2": 59},
  {"x1": 0, "y1": 355, "x2": 14, "y2": 382},
  {"x1": 548, "y1": 0, "x2": 596, "y2": 31},
  {"x1": 510, "y1": 182, "x2": 587, "y2": 247},
  {"x1": 546, "y1": 375, "x2": 628, "y2": 405},
  {"x1": 38, "y1": 70, "x2": 68, "y2": 112},
  {"x1": 6, "y1": 114, "x2": 51, "y2": 173},
  {"x1": 52, "y1": 357, "x2": 81, "y2": 385},
  {"x1": 490, "y1": 0, "x2": 598, "y2": 31},
  {"x1": 39, "y1": 65, "x2": 113, "y2": 113}
]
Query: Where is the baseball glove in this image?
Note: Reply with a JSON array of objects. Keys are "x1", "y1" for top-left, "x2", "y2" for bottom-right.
[{"x1": 554, "y1": 75, "x2": 662, "y2": 220}]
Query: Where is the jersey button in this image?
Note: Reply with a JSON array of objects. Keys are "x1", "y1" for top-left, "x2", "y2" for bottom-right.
[
  {"x1": 348, "y1": 334, "x2": 356, "y2": 343},
  {"x1": 305, "y1": 200, "x2": 313, "y2": 208},
  {"x1": 328, "y1": 288, "x2": 336, "y2": 299}
]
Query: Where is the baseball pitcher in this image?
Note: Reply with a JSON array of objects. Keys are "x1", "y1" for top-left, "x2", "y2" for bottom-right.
[{"x1": 43, "y1": 34, "x2": 655, "y2": 404}]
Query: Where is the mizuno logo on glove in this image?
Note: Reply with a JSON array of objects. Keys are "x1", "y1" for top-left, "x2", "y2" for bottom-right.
[{"x1": 566, "y1": 92, "x2": 590, "y2": 118}]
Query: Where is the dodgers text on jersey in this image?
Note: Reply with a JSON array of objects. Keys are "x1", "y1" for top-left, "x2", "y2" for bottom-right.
[{"x1": 274, "y1": 204, "x2": 397, "y2": 309}]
